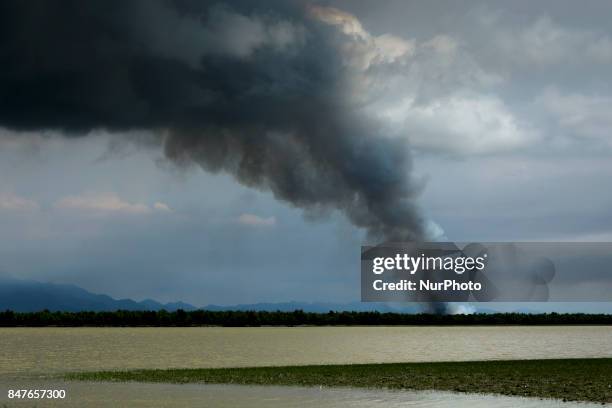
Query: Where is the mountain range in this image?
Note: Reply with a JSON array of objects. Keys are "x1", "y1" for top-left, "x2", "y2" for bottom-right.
[
  {"x1": 0, "y1": 276, "x2": 423, "y2": 313},
  {"x1": 0, "y1": 276, "x2": 196, "y2": 312}
]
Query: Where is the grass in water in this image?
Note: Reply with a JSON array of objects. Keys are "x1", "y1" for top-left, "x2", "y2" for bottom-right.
[{"x1": 65, "y1": 358, "x2": 612, "y2": 403}]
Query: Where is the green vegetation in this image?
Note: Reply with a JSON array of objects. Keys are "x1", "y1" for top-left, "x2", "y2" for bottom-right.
[
  {"x1": 67, "y1": 358, "x2": 612, "y2": 403},
  {"x1": 2, "y1": 309, "x2": 612, "y2": 327}
]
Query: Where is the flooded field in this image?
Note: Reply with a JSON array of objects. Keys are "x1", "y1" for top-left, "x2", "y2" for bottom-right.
[
  {"x1": 1, "y1": 326, "x2": 612, "y2": 377},
  {"x1": 1, "y1": 326, "x2": 611, "y2": 406},
  {"x1": 0, "y1": 381, "x2": 605, "y2": 408}
]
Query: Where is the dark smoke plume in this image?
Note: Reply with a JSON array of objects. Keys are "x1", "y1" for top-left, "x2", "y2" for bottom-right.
[{"x1": 0, "y1": 0, "x2": 425, "y2": 241}]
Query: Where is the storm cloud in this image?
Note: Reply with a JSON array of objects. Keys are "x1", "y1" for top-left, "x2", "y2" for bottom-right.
[{"x1": 0, "y1": 0, "x2": 425, "y2": 241}]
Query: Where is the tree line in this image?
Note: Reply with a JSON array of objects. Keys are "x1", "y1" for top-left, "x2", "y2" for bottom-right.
[{"x1": 1, "y1": 309, "x2": 612, "y2": 327}]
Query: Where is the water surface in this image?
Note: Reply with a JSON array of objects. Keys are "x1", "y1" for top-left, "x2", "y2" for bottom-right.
[
  {"x1": 1, "y1": 326, "x2": 611, "y2": 377},
  {"x1": 0, "y1": 381, "x2": 604, "y2": 408}
]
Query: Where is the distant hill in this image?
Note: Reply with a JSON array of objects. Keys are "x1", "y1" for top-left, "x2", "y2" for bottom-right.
[
  {"x1": 0, "y1": 277, "x2": 197, "y2": 312},
  {"x1": 0, "y1": 276, "x2": 495, "y2": 314},
  {"x1": 0, "y1": 277, "x2": 423, "y2": 313}
]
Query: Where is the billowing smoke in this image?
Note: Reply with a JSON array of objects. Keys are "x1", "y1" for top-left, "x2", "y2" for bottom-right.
[{"x1": 0, "y1": 0, "x2": 425, "y2": 241}]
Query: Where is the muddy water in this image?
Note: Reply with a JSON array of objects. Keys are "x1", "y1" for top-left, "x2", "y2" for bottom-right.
[
  {"x1": 1, "y1": 326, "x2": 611, "y2": 377},
  {"x1": 1, "y1": 326, "x2": 610, "y2": 407},
  {"x1": 0, "y1": 381, "x2": 605, "y2": 408}
]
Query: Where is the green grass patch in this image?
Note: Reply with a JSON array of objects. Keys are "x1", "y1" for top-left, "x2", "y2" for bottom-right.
[{"x1": 66, "y1": 358, "x2": 612, "y2": 403}]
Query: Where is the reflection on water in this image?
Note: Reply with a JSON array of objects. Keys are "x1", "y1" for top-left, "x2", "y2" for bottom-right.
[
  {"x1": 1, "y1": 326, "x2": 612, "y2": 377},
  {"x1": 0, "y1": 381, "x2": 604, "y2": 408}
]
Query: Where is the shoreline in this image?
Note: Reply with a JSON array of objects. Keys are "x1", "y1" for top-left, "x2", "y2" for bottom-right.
[
  {"x1": 4, "y1": 310, "x2": 612, "y2": 327},
  {"x1": 65, "y1": 358, "x2": 612, "y2": 403}
]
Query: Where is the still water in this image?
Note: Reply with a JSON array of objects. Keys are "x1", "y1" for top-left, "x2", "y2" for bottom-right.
[
  {"x1": 1, "y1": 326, "x2": 612, "y2": 377},
  {"x1": 1, "y1": 326, "x2": 611, "y2": 407},
  {"x1": 0, "y1": 381, "x2": 605, "y2": 408}
]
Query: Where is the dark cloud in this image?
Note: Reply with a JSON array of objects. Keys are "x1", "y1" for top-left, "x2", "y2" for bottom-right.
[{"x1": 0, "y1": 0, "x2": 425, "y2": 240}]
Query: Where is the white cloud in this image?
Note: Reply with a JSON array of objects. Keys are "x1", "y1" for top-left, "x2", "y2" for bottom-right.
[
  {"x1": 308, "y1": 5, "x2": 369, "y2": 40},
  {"x1": 310, "y1": 5, "x2": 498, "y2": 90},
  {"x1": 237, "y1": 213, "x2": 276, "y2": 227},
  {"x1": 0, "y1": 192, "x2": 39, "y2": 212},
  {"x1": 311, "y1": 5, "x2": 520, "y2": 157},
  {"x1": 382, "y1": 94, "x2": 536, "y2": 155},
  {"x1": 310, "y1": 6, "x2": 612, "y2": 156},
  {"x1": 55, "y1": 192, "x2": 152, "y2": 215},
  {"x1": 309, "y1": 5, "x2": 415, "y2": 71}
]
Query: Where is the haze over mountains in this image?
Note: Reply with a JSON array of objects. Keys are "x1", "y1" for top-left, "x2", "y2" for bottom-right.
[
  {"x1": 0, "y1": 277, "x2": 196, "y2": 312},
  {"x1": 2, "y1": 277, "x2": 607, "y2": 314},
  {"x1": 0, "y1": 277, "x2": 421, "y2": 313}
]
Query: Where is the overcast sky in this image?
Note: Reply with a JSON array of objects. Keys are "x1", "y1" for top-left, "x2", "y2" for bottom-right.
[{"x1": 1, "y1": 0, "x2": 612, "y2": 310}]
